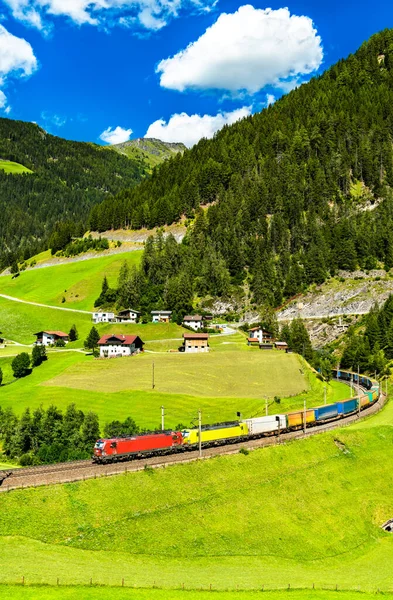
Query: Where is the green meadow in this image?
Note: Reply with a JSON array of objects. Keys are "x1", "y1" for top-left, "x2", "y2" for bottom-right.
[
  {"x1": 0, "y1": 250, "x2": 143, "y2": 310},
  {"x1": 0, "y1": 346, "x2": 349, "y2": 427},
  {"x1": 0, "y1": 160, "x2": 33, "y2": 174}
]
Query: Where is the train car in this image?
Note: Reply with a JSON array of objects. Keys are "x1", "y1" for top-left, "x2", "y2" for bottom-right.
[
  {"x1": 93, "y1": 431, "x2": 183, "y2": 463},
  {"x1": 336, "y1": 398, "x2": 358, "y2": 415},
  {"x1": 243, "y1": 415, "x2": 287, "y2": 436},
  {"x1": 287, "y1": 409, "x2": 316, "y2": 429},
  {"x1": 314, "y1": 403, "x2": 338, "y2": 422},
  {"x1": 182, "y1": 421, "x2": 248, "y2": 446}
]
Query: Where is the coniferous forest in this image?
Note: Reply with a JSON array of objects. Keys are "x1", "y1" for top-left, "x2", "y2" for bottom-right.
[
  {"x1": 88, "y1": 29, "x2": 393, "y2": 308},
  {"x1": 0, "y1": 119, "x2": 149, "y2": 270}
]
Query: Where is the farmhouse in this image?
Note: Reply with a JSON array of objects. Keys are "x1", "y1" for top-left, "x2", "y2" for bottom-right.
[
  {"x1": 183, "y1": 315, "x2": 203, "y2": 331},
  {"x1": 182, "y1": 333, "x2": 209, "y2": 353},
  {"x1": 152, "y1": 310, "x2": 172, "y2": 323},
  {"x1": 248, "y1": 327, "x2": 274, "y2": 345},
  {"x1": 116, "y1": 309, "x2": 140, "y2": 323},
  {"x1": 93, "y1": 311, "x2": 115, "y2": 324},
  {"x1": 98, "y1": 334, "x2": 144, "y2": 358},
  {"x1": 34, "y1": 331, "x2": 69, "y2": 346}
]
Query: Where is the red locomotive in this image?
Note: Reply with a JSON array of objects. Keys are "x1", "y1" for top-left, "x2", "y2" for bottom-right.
[{"x1": 93, "y1": 431, "x2": 183, "y2": 463}]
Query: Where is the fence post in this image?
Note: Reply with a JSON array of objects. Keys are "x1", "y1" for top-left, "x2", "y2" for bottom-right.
[
  {"x1": 22, "y1": 576, "x2": 25, "y2": 586},
  {"x1": 57, "y1": 578, "x2": 59, "y2": 586},
  {"x1": 90, "y1": 578, "x2": 92, "y2": 586}
]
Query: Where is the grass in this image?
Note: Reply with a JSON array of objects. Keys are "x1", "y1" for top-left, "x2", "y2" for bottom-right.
[
  {"x1": 44, "y1": 351, "x2": 307, "y2": 398},
  {"x1": 0, "y1": 250, "x2": 143, "y2": 310},
  {"x1": 0, "y1": 348, "x2": 349, "y2": 427},
  {"x1": 0, "y1": 425, "x2": 393, "y2": 590},
  {"x1": 0, "y1": 296, "x2": 184, "y2": 345},
  {"x1": 0, "y1": 590, "x2": 390, "y2": 600},
  {"x1": 0, "y1": 160, "x2": 32, "y2": 174}
]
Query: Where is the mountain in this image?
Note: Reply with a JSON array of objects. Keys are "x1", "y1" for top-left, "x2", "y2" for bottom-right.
[
  {"x1": 113, "y1": 138, "x2": 186, "y2": 170},
  {"x1": 89, "y1": 29, "x2": 393, "y2": 310},
  {"x1": 0, "y1": 118, "x2": 150, "y2": 270}
]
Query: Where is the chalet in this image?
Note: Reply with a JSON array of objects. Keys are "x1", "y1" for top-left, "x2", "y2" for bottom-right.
[
  {"x1": 183, "y1": 315, "x2": 203, "y2": 331},
  {"x1": 116, "y1": 309, "x2": 140, "y2": 324},
  {"x1": 182, "y1": 333, "x2": 209, "y2": 353},
  {"x1": 98, "y1": 334, "x2": 144, "y2": 358},
  {"x1": 93, "y1": 311, "x2": 115, "y2": 324},
  {"x1": 275, "y1": 341, "x2": 289, "y2": 351},
  {"x1": 248, "y1": 327, "x2": 274, "y2": 345},
  {"x1": 152, "y1": 310, "x2": 172, "y2": 323},
  {"x1": 34, "y1": 331, "x2": 69, "y2": 346}
]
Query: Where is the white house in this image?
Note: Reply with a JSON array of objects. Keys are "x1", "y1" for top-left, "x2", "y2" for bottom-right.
[
  {"x1": 34, "y1": 331, "x2": 69, "y2": 346},
  {"x1": 98, "y1": 334, "x2": 144, "y2": 358},
  {"x1": 92, "y1": 311, "x2": 115, "y2": 324},
  {"x1": 248, "y1": 327, "x2": 274, "y2": 345},
  {"x1": 151, "y1": 310, "x2": 172, "y2": 323},
  {"x1": 116, "y1": 309, "x2": 140, "y2": 324},
  {"x1": 183, "y1": 315, "x2": 203, "y2": 331}
]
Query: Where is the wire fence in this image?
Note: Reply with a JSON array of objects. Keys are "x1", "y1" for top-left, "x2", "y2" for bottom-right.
[{"x1": 2, "y1": 579, "x2": 393, "y2": 593}]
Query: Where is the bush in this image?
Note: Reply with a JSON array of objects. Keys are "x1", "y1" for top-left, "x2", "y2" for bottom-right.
[
  {"x1": 19, "y1": 453, "x2": 33, "y2": 466},
  {"x1": 239, "y1": 447, "x2": 250, "y2": 456}
]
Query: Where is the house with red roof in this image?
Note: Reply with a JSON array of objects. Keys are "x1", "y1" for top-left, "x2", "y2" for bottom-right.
[
  {"x1": 34, "y1": 331, "x2": 69, "y2": 346},
  {"x1": 98, "y1": 334, "x2": 144, "y2": 358}
]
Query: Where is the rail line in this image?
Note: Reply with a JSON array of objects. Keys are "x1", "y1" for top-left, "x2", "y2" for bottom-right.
[{"x1": 0, "y1": 390, "x2": 386, "y2": 493}]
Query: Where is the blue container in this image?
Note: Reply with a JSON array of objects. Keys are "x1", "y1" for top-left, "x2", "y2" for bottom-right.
[
  {"x1": 337, "y1": 399, "x2": 358, "y2": 415},
  {"x1": 314, "y1": 404, "x2": 338, "y2": 421}
]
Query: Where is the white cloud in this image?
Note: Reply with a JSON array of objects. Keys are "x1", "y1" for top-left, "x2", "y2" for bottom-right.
[
  {"x1": 3, "y1": 0, "x2": 216, "y2": 32},
  {"x1": 41, "y1": 111, "x2": 67, "y2": 127},
  {"x1": 266, "y1": 93, "x2": 275, "y2": 106},
  {"x1": 157, "y1": 5, "x2": 323, "y2": 94},
  {"x1": 100, "y1": 125, "x2": 133, "y2": 145},
  {"x1": 0, "y1": 24, "x2": 38, "y2": 113},
  {"x1": 145, "y1": 106, "x2": 251, "y2": 148}
]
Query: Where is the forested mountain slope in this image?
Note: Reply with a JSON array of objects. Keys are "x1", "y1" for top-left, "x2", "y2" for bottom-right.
[
  {"x1": 90, "y1": 29, "x2": 393, "y2": 309},
  {"x1": 0, "y1": 118, "x2": 149, "y2": 270}
]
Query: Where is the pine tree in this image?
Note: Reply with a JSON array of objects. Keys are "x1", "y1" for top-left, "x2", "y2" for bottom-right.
[
  {"x1": 69, "y1": 324, "x2": 78, "y2": 342},
  {"x1": 84, "y1": 327, "x2": 100, "y2": 352}
]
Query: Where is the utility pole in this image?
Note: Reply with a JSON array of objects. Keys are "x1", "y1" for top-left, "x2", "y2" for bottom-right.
[
  {"x1": 324, "y1": 386, "x2": 327, "y2": 405},
  {"x1": 265, "y1": 398, "x2": 268, "y2": 417},
  {"x1": 152, "y1": 362, "x2": 155, "y2": 390},
  {"x1": 161, "y1": 406, "x2": 165, "y2": 431},
  {"x1": 358, "y1": 365, "x2": 361, "y2": 418},
  {"x1": 198, "y1": 409, "x2": 202, "y2": 459},
  {"x1": 303, "y1": 400, "x2": 307, "y2": 434}
]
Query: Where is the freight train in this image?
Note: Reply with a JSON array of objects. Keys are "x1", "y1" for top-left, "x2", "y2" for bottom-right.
[{"x1": 93, "y1": 369, "x2": 380, "y2": 464}]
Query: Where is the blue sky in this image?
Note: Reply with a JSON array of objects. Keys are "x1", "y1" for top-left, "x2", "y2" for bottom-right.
[{"x1": 0, "y1": 0, "x2": 391, "y2": 147}]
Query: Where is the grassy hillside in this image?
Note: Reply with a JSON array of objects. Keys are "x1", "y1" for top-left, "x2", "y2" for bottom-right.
[
  {"x1": 0, "y1": 250, "x2": 142, "y2": 311},
  {"x1": 113, "y1": 138, "x2": 186, "y2": 170},
  {"x1": 0, "y1": 422, "x2": 392, "y2": 590},
  {"x1": 0, "y1": 160, "x2": 32, "y2": 174}
]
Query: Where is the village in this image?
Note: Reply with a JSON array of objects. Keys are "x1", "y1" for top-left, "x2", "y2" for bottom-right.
[{"x1": 31, "y1": 308, "x2": 289, "y2": 358}]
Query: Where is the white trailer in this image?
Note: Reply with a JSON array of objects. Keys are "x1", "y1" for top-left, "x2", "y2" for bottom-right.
[{"x1": 243, "y1": 415, "x2": 287, "y2": 435}]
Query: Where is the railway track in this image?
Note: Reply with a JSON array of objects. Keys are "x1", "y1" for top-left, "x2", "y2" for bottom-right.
[{"x1": 0, "y1": 391, "x2": 386, "y2": 493}]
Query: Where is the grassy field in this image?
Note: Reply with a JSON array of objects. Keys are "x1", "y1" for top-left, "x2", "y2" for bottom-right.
[
  {"x1": 0, "y1": 589, "x2": 389, "y2": 600},
  {"x1": 0, "y1": 424, "x2": 393, "y2": 590},
  {"x1": 0, "y1": 347, "x2": 349, "y2": 427},
  {"x1": 0, "y1": 160, "x2": 32, "y2": 174},
  {"x1": 45, "y1": 351, "x2": 307, "y2": 398},
  {"x1": 0, "y1": 250, "x2": 142, "y2": 310}
]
